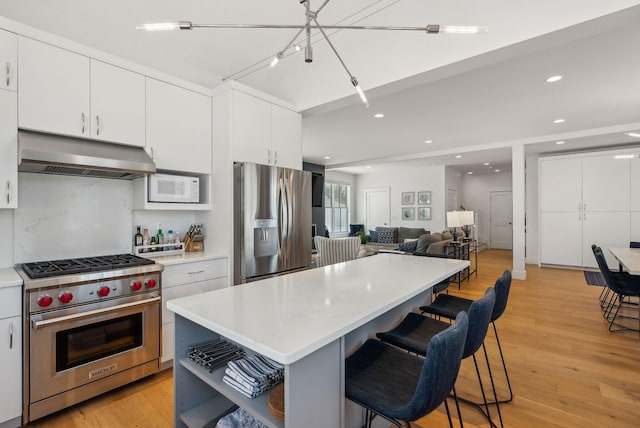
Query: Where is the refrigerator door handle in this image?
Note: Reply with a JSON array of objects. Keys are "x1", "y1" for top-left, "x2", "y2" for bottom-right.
[{"x1": 277, "y1": 178, "x2": 285, "y2": 255}]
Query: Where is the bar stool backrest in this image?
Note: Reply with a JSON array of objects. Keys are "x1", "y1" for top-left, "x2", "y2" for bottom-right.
[
  {"x1": 491, "y1": 270, "x2": 512, "y2": 322},
  {"x1": 463, "y1": 288, "x2": 496, "y2": 358}
]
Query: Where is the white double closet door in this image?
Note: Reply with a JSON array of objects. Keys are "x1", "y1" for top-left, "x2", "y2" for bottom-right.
[{"x1": 540, "y1": 153, "x2": 630, "y2": 269}]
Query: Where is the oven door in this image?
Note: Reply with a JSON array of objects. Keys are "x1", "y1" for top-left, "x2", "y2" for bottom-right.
[{"x1": 29, "y1": 295, "x2": 160, "y2": 403}]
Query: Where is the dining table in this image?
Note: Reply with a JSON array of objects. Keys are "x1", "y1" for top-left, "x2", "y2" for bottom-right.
[{"x1": 607, "y1": 247, "x2": 640, "y2": 275}]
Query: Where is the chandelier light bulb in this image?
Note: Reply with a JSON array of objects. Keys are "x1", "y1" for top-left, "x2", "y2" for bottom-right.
[
  {"x1": 438, "y1": 25, "x2": 488, "y2": 34},
  {"x1": 136, "y1": 22, "x2": 180, "y2": 31},
  {"x1": 269, "y1": 52, "x2": 284, "y2": 68}
]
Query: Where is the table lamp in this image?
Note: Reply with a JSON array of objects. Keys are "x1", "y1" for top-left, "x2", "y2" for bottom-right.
[
  {"x1": 446, "y1": 211, "x2": 463, "y2": 243},
  {"x1": 460, "y1": 211, "x2": 474, "y2": 241}
]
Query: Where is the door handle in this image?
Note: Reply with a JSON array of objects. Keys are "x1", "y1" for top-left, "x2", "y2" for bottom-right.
[{"x1": 96, "y1": 115, "x2": 101, "y2": 135}]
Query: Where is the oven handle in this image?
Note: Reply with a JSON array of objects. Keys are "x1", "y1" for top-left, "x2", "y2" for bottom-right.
[{"x1": 31, "y1": 296, "x2": 161, "y2": 330}]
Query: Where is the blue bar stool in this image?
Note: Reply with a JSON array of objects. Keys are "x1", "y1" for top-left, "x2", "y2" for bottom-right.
[
  {"x1": 345, "y1": 312, "x2": 469, "y2": 428},
  {"x1": 377, "y1": 287, "x2": 499, "y2": 427}
]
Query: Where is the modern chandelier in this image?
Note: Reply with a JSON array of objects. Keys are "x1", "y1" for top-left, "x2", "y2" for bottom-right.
[{"x1": 138, "y1": 0, "x2": 487, "y2": 108}]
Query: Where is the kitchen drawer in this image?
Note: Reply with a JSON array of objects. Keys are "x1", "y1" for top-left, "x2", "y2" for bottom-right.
[
  {"x1": 162, "y1": 258, "x2": 227, "y2": 288},
  {"x1": 162, "y1": 277, "x2": 227, "y2": 323},
  {"x1": 0, "y1": 286, "x2": 21, "y2": 319}
]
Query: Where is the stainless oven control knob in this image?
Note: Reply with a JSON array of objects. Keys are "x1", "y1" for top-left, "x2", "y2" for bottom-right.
[
  {"x1": 58, "y1": 292, "x2": 73, "y2": 304},
  {"x1": 97, "y1": 286, "x2": 111, "y2": 297},
  {"x1": 37, "y1": 295, "x2": 53, "y2": 307},
  {"x1": 145, "y1": 278, "x2": 157, "y2": 288},
  {"x1": 131, "y1": 280, "x2": 143, "y2": 291}
]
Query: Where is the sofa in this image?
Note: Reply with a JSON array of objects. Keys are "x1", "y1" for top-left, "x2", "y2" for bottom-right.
[{"x1": 363, "y1": 227, "x2": 454, "y2": 255}]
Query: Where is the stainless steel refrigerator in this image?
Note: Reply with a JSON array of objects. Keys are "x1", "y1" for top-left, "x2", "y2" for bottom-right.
[{"x1": 234, "y1": 162, "x2": 312, "y2": 284}]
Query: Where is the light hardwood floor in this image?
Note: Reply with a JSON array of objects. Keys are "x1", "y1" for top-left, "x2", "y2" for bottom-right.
[{"x1": 28, "y1": 250, "x2": 640, "y2": 427}]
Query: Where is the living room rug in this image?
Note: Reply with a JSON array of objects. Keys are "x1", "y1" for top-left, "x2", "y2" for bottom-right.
[{"x1": 583, "y1": 271, "x2": 606, "y2": 287}]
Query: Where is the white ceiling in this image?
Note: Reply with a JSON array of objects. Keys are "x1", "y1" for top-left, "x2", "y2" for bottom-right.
[{"x1": 2, "y1": 1, "x2": 640, "y2": 175}]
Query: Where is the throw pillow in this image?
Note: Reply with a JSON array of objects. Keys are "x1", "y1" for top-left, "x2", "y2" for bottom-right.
[
  {"x1": 378, "y1": 230, "x2": 396, "y2": 244},
  {"x1": 368, "y1": 230, "x2": 379, "y2": 242},
  {"x1": 398, "y1": 240, "x2": 418, "y2": 253},
  {"x1": 416, "y1": 233, "x2": 440, "y2": 253},
  {"x1": 397, "y1": 227, "x2": 427, "y2": 242},
  {"x1": 442, "y1": 231, "x2": 453, "y2": 240},
  {"x1": 376, "y1": 227, "x2": 398, "y2": 243}
]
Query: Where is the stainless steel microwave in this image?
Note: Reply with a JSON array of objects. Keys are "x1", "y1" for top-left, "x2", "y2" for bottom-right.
[{"x1": 148, "y1": 173, "x2": 199, "y2": 203}]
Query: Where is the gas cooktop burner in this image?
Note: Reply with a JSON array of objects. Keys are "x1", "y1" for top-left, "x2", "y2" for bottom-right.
[{"x1": 22, "y1": 254, "x2": 155, "y2": 279}]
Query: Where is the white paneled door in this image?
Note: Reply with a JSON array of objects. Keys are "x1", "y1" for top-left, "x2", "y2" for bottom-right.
[
  {"x1": 365, "y1": 188, "x2": 390, "y2": 230},
  {"x1": 490, "y1": 191, "x2": 513, "y2": 250}
]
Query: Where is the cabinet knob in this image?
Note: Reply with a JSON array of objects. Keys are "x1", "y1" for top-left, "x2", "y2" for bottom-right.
[
  {"x1": 267, "y1": 149, "x2": 272, "y2": 164},
  {"x1": 6, "y1": 181, "x2": 10, "y2": 205}
]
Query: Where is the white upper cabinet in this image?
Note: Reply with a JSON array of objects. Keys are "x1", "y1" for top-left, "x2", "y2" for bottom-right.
[
  {"x1": 146, "y1": 78, "x2": 212, "y2": 174},
  {"x1": 629, "y1": 158, "x2": 640, "y2": 212},
  {"x1": 18, "y1": 37, "x2": 90, "y2": 137},
  {"x1": 233, "y1": 90, "x2": 271, "y2": 165},
  {"x1": 582, "y1": 154, "x2": 629, "y2": 212},
  {"x1": 232, "y1": 90, "x2": 302, "y2": 170},
  {"x1": 0, "y1": 90, "x2": 17, "y2": 209},
  {"x1": 539, "y1": 156, "x2": 581, "y2": 212},
  {"x1": 19, "y1": 37, "x2": 146, "y2": 146},
  {"x1": 90, "y1": 60, "x2": 145, "y2": 146},
  {"x1": 271, "y1": 103, "x2": 302, "y2": 170},
  {"x1": 0, "y1": 29, "x2": 17, "y2": 92}
]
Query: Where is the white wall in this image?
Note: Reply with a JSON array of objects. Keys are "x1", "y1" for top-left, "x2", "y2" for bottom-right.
[
  {"x1": 445, "y1": 167, "x2": 462, "y2": 211},
  {"x1": 0, "y1": 210, "x2": 14, "y2": 268},
  {"x1": 355, "y1": 164, "x2": 447, "y2": 233},
  {"x1": 460, "y1": 171, "x2": 513, "y2": 246}
]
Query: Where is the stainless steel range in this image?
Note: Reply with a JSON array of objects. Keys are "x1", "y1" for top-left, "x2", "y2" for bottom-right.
[{"x1": 17, "y1": 254, "x2": 164, "y2": 423}]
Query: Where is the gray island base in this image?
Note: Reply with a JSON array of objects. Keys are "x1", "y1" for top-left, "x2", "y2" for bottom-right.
[{"x1": 168, "y1": 253, "x2": 469, "y2": 427}]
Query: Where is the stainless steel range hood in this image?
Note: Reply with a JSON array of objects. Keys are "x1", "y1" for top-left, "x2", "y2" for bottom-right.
[{"x1": 18, "y1": 130, "x2": 156, "y2": 180}]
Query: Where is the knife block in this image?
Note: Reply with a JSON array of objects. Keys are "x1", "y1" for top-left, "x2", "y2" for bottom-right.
[{"x1": 184, "y1": 235, "x2": 204, "y2": 252}]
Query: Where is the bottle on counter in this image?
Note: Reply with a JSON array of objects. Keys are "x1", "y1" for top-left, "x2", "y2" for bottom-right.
[
  {"x1": 166, "y1": 230, "x2": 174, "y2": 250},
  {"x1": 156, "y1": 228, "x2": 164, "y2": 248},
  {"x1": 142, "y1": 228, "x2": 150, "y2": 252},
  {"x1": 134, "y1": 225, "x2": 143, "y2": 247},
  {"x1": 174, "y1": 231, "x2": 182, "y2": 250},
  {"x1": 150, "y1": 235, "x2": 157, "y2": 251}
]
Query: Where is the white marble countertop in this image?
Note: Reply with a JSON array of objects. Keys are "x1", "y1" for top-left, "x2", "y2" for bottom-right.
[
  {"x1": 0, "y1": 267, "x2": 23, "y2": 289},
  {"x1": 145, "y1": 251, "x2": 227, "y2": 266},
  {"x1": 167, "y1": 253, "x2": 468, "y2": 365}
]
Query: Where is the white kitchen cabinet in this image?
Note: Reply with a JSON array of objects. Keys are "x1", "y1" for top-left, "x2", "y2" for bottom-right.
[
  {"x1": 0, "y1": 29, "x2": 17, "y2": 92},
  {"x1": 629, "y1": 158, "x2": 640, "y2": 212},
  {"x1": 18, "y1": 38, "x2": 146, "y2": 146},
  {"x1": 539, "y1": 151, "x2": 632, "y2": 269},
  {"x1": 146, "y1": 78, "x2": 212, "y2": 174},
  {"x1": 0, "y1": 286, "x2": 22, "y2": 426},
  {"x1": 271, "y1": 103, "x2": 302, "y2": 169},
  {"x1": 19, "y1": 37, "x2": 90, "y2": 137},
  {"x1": 232, "y1": 89, "x2": 302, "y2": 170},
  {"x1": 90, "y1": 60, "x2": 145, "y2": 146},
  {"x1": 0, "y1": 90, "x2": 17, "y2": 209},
  {"x1": 160, "y1": 257, "x2": 228, "y2": 367}
]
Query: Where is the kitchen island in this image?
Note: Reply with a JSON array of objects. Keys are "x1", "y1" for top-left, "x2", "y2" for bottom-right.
[{"x1": 167, "y1": 253, "x2": 469, "y2": 428}]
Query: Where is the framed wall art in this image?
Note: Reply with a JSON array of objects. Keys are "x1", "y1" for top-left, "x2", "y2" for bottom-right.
[
  {"x1": 417, "y1": 207, "x2": 431, "y2": 220},
  {"x1": 402, "y1": 192, "x2": 414, "y2": 205},
  {"x1": 402, "y1": 207, "x2": 415, "y2": 221},
  {"x1": 417, "y1": 191, "x2": 431, "y2": 205}
]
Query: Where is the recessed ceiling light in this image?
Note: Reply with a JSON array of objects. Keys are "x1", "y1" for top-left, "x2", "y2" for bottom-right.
[
  {"x1": 366, "y1": 165, "x2": 372, "y2": 169},
  {"x1": 553, "y1": 118, "x2": 565, "y2": 124},
  {"x1": 455, "y1": 155, "x2": 462, "y2": 159},
  {"x1": 626, "y1": 132, "x2": 640, "y2": 138},
  {"x1": 494, "y1": 169, "x2": 500, "y2": 172},
  {"x1": 424, "y1": 140, "x2": 433, "y2": 144},
  {"x1": 374, "y1": 113, "x2": 384, "y2": 118},
  {"x1": 556, "y1": 141, "x2": 565, "y2": 145},
  {"x1": 483, "y1": 162, "x2": 490, "y2": 166},
  {"x1": 467, "y1": 171, "x2": 473, "y2": 175},
  {"x1": 293, "y1": 44, "x2": 301, "y2": 52},
  {"x1": 546, "y1": 75, "x2": 562, "y2": 83},
  {"x1": 324, "y1": 156, "x2": 331, "y2": 160}
]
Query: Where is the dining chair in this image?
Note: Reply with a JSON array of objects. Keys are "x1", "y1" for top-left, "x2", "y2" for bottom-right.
[
  {"x1": 377, "y1": 288, "x2": 500, "y2": 427},
  {"x1": 592, "y1": 245, "x2": 640, "y2": 332},
  {"x1": 421, "y1": 270, "x2": 513, "y2": 407},
  {"x1": 345, "y1": 312, "x2": 469, "y2": 428}
]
